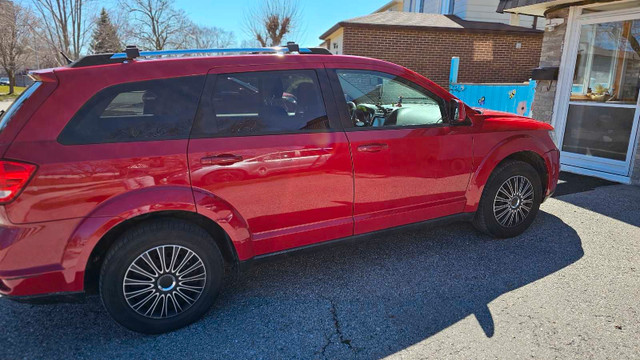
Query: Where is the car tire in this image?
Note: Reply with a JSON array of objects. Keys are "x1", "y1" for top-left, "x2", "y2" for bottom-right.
[
  {"x1": 473, "y1": 160, "x2": 543, "y2": 238},
  {"x1": 99, "y1": 219, "x2": 224, "y2": 334}
]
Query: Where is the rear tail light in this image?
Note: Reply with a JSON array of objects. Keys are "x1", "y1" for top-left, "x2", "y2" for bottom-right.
[{"x1": 0, "y1": 160, "x2": 36, "y2": 204}]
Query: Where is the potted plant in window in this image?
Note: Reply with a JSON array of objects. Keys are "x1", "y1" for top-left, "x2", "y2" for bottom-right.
[{"x1": 588, "y1": 84, "x2": 610, "y2": 102}]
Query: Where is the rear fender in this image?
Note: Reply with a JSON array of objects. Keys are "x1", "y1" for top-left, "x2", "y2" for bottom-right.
[
  {"x1": 465, "y1": 135, "x2": 548, "y2": 212},
  {"x1": 61, "y1": 186, "x2": 251, "y2": 290},
  {"x1": 192, "y1": 188, "x2": 253, "y2": 261},
  {"x1": 62, "y1": 186, "x2": 197, "y2": 274}
]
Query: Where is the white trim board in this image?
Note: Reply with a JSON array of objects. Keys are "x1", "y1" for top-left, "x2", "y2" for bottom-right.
[{"x1": 560, "y1": 164, "x2": 632, "y2": 184}]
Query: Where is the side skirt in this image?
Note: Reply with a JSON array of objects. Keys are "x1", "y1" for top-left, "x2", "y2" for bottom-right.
[
  {"x1": 238, "y1": 212, "x2": 474, "y2": 272},
  {"x1": 3, "y1": 291, "x2": 86, "y2": 305}
]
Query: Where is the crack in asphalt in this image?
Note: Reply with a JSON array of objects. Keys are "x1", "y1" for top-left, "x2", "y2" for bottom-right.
[
  {"x1": 319, "y1": 331, "x2": 335, "y2": 359},
  {"x1": 318, "y1": 298, "x2": 355, "y2": 359}
]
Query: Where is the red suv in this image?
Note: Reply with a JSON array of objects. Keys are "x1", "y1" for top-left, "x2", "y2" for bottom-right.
[{"x1": 0, "y1": 44, "x2": 559, "y2": 333}]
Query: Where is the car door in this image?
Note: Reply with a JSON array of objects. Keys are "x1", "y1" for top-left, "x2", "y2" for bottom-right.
[
  {"x1": 188, "y1": 64, "x2": 354, "y2": 256},
  {"x1": 326, "y1": 67, "x2": 474, "y2": 234}
]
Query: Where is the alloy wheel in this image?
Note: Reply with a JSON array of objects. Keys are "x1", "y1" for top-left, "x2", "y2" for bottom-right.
[
  {"x1": 492, "y1": 175, "x2": 535, "y2": 228},
  {"x1": 122, "y1": 245, "x2": 207, "y2": 319}
]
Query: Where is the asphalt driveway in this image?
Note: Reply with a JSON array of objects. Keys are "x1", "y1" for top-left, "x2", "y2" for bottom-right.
[{"x1": 1, "y1": 173, "x2": 638, "y2": 359}]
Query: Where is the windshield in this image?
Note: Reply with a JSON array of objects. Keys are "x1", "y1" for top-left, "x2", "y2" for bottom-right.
[{"x1": 0, "y1": 81, "x2": 42, "y2": 133}]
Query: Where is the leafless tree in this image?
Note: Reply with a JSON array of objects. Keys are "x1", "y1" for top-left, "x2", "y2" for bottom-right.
[
  {"x1": 32, "y1": 0, "x2": 92, "y2": 63},
  {"x1": 180, "y1": 23, "x2": 235, "y2": 49},
  {"x1": 240, "y1": 38, "x2": 262, "y2": 48},
  {"x1": 120, "y1": 0, "x2": 187, "y2": 50},
  {"x1": 244, "y1": 0, "x2": 300, "y2": 47},
  {"x1": 0, "y1": 0, "x2": 34, "y2": 93},
  {"x1": 110, "y1": 6, "x2": 136, "y2": 48}
]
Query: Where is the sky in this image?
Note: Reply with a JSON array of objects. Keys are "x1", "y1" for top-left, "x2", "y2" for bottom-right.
[{"x1": 173, "y1": 0, "x2": 389, "y2": 46}]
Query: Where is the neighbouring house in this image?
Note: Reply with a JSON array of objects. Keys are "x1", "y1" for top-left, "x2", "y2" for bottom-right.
[
  {"x1": 320, "y1": 0, "x2": 544, "y2": 88},
  {"x1": 498, "y1": 0, "x2": 640, "y2": 184},
  {"x1": 400, "y1": 0, "x2": 543, "y2": 29}
]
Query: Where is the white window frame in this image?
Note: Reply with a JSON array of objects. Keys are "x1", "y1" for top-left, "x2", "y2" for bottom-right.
[{"x1": 552, "y1": 4, "x2": 640, "y2": 183}]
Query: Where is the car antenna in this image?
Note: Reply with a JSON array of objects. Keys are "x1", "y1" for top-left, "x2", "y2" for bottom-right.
[{"x1": 60, "y1": 51, "x2": 73, "y2": 65}]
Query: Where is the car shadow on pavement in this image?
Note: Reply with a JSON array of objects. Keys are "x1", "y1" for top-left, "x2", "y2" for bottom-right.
[
  {"x1": 553, "y1": 172, "x2": 616, "y2": 197},
  {"x1": 552, "y1": 173, "x2": 639, "y2": 228},
  {"x1": 0, "y1": 211, "x2": 583, "y2": 359}
]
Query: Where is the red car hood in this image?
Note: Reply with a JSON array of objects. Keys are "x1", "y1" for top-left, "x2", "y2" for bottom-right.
[{"x1": 474, "y1": 108, "x2": 554, "y2": 132}]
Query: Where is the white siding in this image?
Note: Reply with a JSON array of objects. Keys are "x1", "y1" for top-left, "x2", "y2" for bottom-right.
[
  {"x1": 455, "y1": 0, "x2": 544, "y2": 29},
  {"x1": 404, "y1": 0, "x2": 436, "y2": 12},
  {"x1": 414, "y1": 0, "x2": 450, "y2": 14},
  {"x1": 453, "y1": 0, "x2": 467, "y2": 17},
  {"x1": 326, "y1": 28, "x2": 344, "y2": 55},
  {"x1": 420, "y1": 0, "x2": 441, "y2": 13},
  {"x1": 332, "y1": 33, "x2": 344, "y2": 55},
  {"x1": 407, "y1": 0, "x2": 544, "y2": 30}
]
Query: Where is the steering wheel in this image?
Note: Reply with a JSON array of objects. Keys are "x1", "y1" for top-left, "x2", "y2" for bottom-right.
[
  {"x1": 346, "y1": 101, "x2": 358, "y2": 123},
  {"x1": 347, "y1": 102, "x2": 374, "y2": 127}
]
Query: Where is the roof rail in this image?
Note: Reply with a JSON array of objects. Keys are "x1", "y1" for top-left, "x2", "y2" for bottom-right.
[{"x1": 110, "y1": 42, "x2": 331, "y2": 60}]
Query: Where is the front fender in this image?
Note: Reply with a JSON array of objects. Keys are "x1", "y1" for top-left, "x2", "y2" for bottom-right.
[{"x1": 464, "y1": 135, "x2": 549, "y2": 212}]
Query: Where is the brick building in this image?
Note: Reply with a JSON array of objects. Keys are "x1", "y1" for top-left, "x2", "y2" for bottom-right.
[{"x1": 319, "y1": 12, "x2": 543, "y2": 88}]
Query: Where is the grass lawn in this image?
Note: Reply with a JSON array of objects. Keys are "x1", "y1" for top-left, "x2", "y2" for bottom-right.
[{"x1": 0, "y1": 85, "x2": 26, "y2": 101}]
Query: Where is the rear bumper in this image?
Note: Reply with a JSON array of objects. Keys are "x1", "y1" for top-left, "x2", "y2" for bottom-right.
[
  {"x1": 0, "y1": 208, "x2": 84, "y2": 297},
  {"x1": 0, "y1": 268, "x2": 84, "y2": 297}
]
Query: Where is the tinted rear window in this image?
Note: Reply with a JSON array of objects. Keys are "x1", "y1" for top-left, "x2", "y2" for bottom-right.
[
  {"x1": 58, "y1": 76, "x2": 205, "y2": 145},
  {"x1": 192, "y1": 70, "x2": 330, "y2": 137}
]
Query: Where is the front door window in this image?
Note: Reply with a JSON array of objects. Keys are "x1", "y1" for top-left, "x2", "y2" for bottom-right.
[{"x1": 335, "y1": 69, "x2": 446, "y2": 128}]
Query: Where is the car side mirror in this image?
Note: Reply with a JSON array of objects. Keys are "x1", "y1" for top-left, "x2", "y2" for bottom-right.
[{"x1": 449, "y1": 99, "x2": 467, "y2": 125}]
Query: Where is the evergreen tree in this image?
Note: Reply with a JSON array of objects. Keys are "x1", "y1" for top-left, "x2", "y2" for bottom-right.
[{"x1": 90, "y1": 8, "x2": 121, "y2": 54}]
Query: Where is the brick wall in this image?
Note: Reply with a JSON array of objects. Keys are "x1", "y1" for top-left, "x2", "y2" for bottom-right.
[{"x1": 341, "y1": 25, "x2": 543, "y2": 88}]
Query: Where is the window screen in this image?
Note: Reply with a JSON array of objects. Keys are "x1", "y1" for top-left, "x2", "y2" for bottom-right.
[
  {"x1": 192, "y1": 70, "x2": 329, "y2": 137},
  {"x1": 58, "y1": 76, "x2": 205, "y2": 144}
]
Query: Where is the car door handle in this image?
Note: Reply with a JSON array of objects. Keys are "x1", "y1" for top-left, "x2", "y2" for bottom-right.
[
  {"x1": 200, "y1": 154, "x2": 243, "y2": 166},
  {"x1": 357, "y1": 143, "x2": 388, "y2": 153}
]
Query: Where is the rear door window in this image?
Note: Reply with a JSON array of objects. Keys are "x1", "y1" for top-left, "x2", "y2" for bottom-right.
[
  {"x1": 58, "y1": 76, "x2": 205, "y2": 145},
  {"x1": 192, "y1": 70, "x2": 330, "y2": 137}
]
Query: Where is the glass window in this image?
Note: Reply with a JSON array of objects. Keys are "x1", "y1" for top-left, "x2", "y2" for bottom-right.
[
  {"x1": 571, "y1": 20, "x2": 640, "y2": 105},
  {"x1": 335, "y1": 70, "x2": 445, "y2": 128},
  {"x1": 193, "y1": 70, "x2": 329, "y2": 137},
  {"x1": 58, "y1": 76, "x2": 205, "y2": 144},
  {"x1": 562, "y1": 104, "x2": 634, "y2": 161},
  {"x1": 0, "y1": 81, "x2": 42, "y2": 133}
]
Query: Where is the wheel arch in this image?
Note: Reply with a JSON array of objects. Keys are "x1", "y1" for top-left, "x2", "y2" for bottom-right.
[
  {"x1": 498, "y1": 151, "x2": 548, "y2": 195},
  {"x1": 83, "y1": 210, "x2": 239, "y2": 294},
  {"x1": 62, "y1": 186, "x2": 252, "y2": 295},
  {"x1": 465, "y1": 135, "x2": 550, "y2": 212}
]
